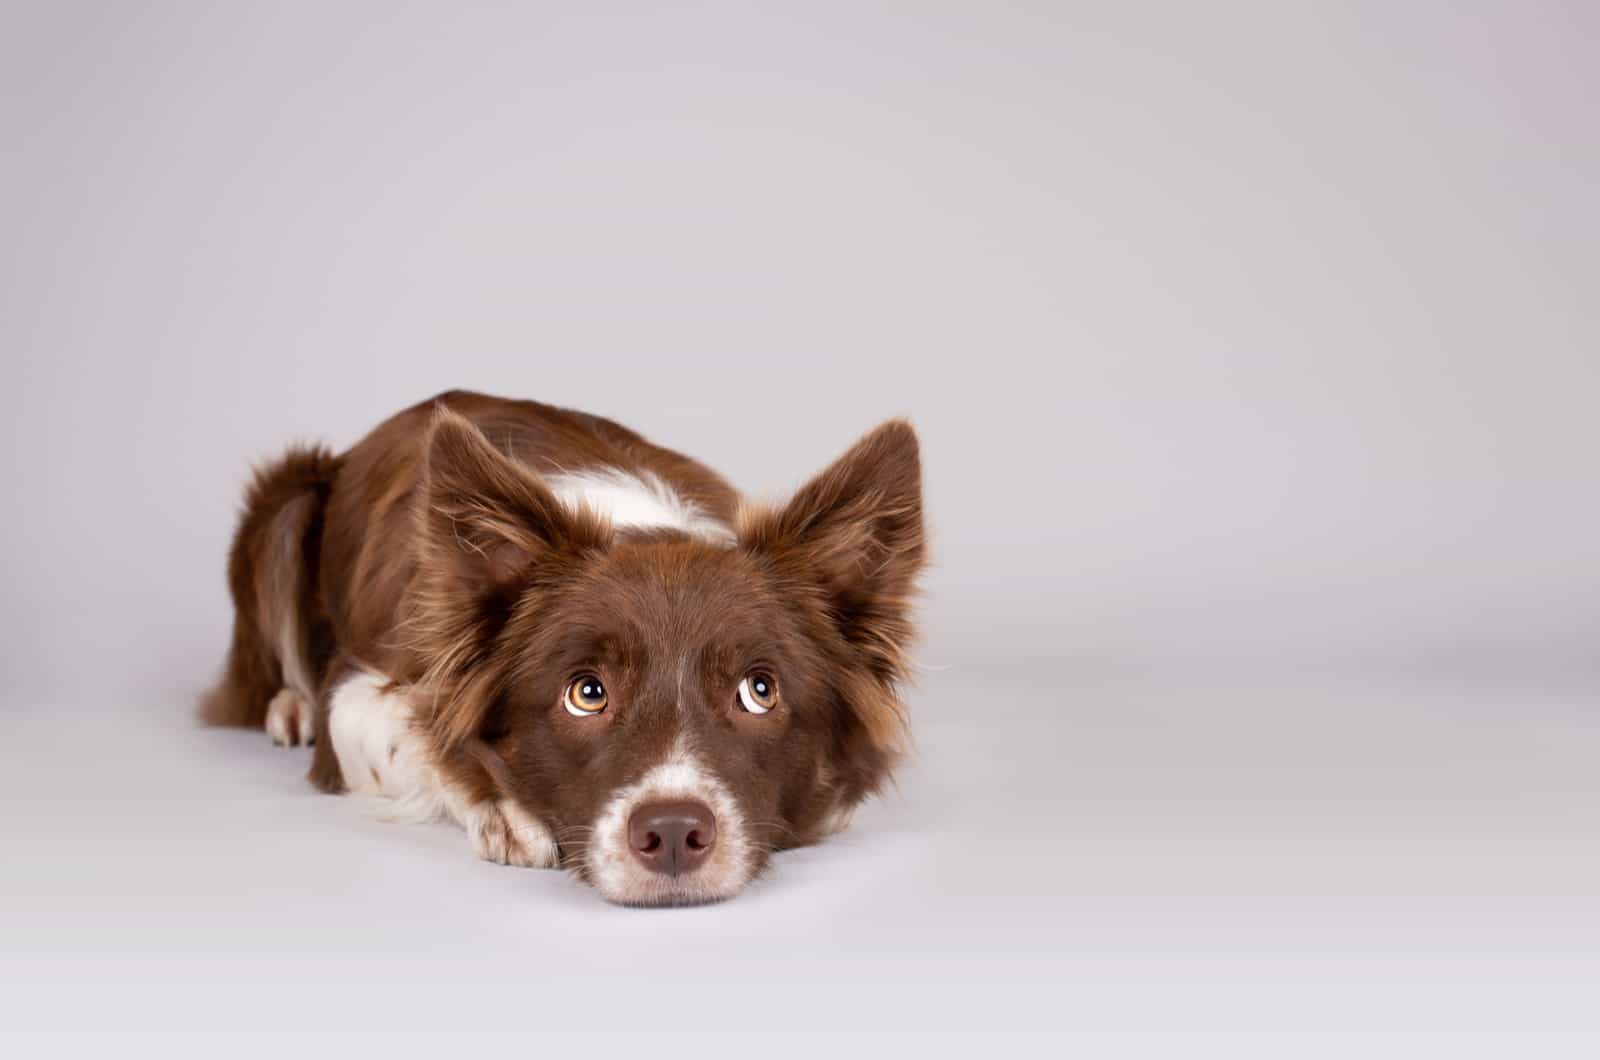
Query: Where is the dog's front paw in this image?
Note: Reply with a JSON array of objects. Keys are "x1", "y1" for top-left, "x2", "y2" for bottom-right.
[
  {"x1": 462, "y1": 798, "x2": 559, "y2": 869},
  {"x1": 265, "y1": 688, "x2": 314, "y2": 747}
]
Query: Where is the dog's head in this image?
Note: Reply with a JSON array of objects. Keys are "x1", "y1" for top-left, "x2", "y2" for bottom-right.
[{"x1": 407, "y1": 410, "x2": 925, "y2": 905}]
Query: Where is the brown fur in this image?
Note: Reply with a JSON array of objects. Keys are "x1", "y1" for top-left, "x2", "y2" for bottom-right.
[
  {"x1": 200, "y1": 444, "x2": 339, "y2": 729},
  {"x1": 203, "y1": 390, "x2": 925, "y2": 893}
]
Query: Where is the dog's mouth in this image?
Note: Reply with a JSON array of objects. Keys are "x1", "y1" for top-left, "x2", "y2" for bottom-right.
[{"x1": 580, "y1": 745, "x2": 757, "y2": 906}]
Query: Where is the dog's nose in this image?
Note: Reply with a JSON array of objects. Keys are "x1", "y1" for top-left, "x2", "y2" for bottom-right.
[{"x1": 627, "y1": 800, "x2": 717, "y2": 876}]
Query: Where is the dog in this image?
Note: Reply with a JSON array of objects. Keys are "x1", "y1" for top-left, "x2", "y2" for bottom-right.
[{"x1": 201, "y1": 390, "x2": 925, "y2": 905}]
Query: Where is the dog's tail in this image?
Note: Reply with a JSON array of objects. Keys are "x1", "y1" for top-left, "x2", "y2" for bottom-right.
[{"x1": 199, "y1": 445, "x2": 341, "y2": 728}]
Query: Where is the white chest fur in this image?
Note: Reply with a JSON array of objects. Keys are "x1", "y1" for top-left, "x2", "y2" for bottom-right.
[{"x1": 326, "y1": 671, "x2": 444, "y2": 816}]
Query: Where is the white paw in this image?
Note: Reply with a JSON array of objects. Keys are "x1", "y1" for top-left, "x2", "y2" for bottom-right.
[
  {"x1": 265, "y1": 688, "x2": 314, "y2": 747},
  {"x1": 461, "y1": 798, "x2": 559, "y2": 868}
]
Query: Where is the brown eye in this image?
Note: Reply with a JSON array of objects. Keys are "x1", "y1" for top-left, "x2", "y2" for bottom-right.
[
  {"x1": 737, "y1": 673, "x2": 777, "y2": 714},
  {"x1": 564, "y1": 675, "x2": 607, "y2": 717}
]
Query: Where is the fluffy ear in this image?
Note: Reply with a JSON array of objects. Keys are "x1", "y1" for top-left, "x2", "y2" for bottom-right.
[
  {"x1": 743, "y1": 420, "x2": 926, "y2": 741},
  {"x1": 418, "y1": 407, "x2": 594, "y2": 594},
  {"x1": 412, "y1": 407, "x2": 603, "y2": 745}
]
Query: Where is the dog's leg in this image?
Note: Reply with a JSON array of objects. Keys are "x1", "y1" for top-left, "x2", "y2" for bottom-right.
[
  {"x1": 307, "y1": 660, "x2": 348, "y2": 791},
  {"x1": 440, "y1": 773, "x2": 560, "y2": 869},
  {"x1": 323, "y1": 670, "x2": 558, "y2": 867},
  {"x1": 308, "y1": 710, "x2": 346, "y2": 793},
  {"x1": 200, "y1": 445, "x2": 339, "y2": 733}
]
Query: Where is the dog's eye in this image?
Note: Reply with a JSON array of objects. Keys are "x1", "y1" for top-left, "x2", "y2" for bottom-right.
[
  {"x1": 737, "y1": 673, "x2": 778, "y2": 714},
  {"x1": 564, "y1": 675, "x2": 608, "y2": 716}
]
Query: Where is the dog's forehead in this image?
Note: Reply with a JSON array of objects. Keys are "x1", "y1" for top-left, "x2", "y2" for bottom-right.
[{"x1": 588, "y1": 537, "x2": 774, "y2": 635}]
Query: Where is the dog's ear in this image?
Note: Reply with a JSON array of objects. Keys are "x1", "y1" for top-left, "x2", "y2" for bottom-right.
[
  {"x1": 418, "y1": 407, "x2": 595, "y2": 593},
  {"x1": 742, "y1": 420, "x2": 926, "y2": 749},
  {"x1": 413, "y1": 407, "x2": 604, "y2": 745}
]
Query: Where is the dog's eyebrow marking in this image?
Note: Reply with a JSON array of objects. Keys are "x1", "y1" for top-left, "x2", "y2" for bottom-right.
[{"x1": 544, "y1": 467, "x2": 735, "y2": 546}]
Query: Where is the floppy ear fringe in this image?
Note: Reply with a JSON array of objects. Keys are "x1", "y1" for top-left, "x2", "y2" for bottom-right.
[{"x1": 838, "y1": 662, "x2": 914, "y2": 759}]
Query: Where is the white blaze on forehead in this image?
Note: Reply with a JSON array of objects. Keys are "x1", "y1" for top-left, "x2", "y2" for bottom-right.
[
  {"x1": 587, "y1": 739, "x2": 755, "y2": 906},
  {"x1": 544, "y1": 467, "x2": 735, "y2": 546}
]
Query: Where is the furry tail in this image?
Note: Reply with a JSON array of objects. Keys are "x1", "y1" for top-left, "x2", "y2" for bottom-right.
[{"x1": 200, "y1": 445, "x2": 341, "y2": 728}]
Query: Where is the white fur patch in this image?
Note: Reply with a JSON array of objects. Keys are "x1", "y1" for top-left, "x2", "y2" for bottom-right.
[
  {"x1": 451, "y1": 792, "x2": 559, "y2": 868},
  {"x1": 545, "y1": 467, "x2": 735, "y2": 545},
  {"x1": 585, "y1": 740, "x2": 753, "y2": 906},
  {"x1": 327, "y1": 671, "x2": 557, "y2": 868},
  {"x1": 267, "y1": 494, "x2": 318, "y2": 705},
  {"x1": 327, "y1": 672, "x2": 443, "y2": 814},
  {"x1": 277, "y1": 612, "x2": 315, "y2": 705},
  {"x1": 265, "y1": 688, "x2": 313, "y2": 747}
]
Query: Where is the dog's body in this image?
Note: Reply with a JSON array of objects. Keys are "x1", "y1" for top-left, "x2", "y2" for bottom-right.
[{"x1": 204, "y1": 391, "x2": 924, "y2": 904}]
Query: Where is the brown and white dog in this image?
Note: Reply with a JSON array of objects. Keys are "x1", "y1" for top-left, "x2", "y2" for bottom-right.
[{"x1": 202, "y1": 391, "x2": 925, "y2": 905}]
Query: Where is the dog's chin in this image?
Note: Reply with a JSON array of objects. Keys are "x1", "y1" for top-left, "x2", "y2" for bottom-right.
[
  {"x1": 585, "y1": 843, "x2": 760, "y2": 907},
  {"x1": 595, "y1": 873, "x2": 747, "y2": 908}
]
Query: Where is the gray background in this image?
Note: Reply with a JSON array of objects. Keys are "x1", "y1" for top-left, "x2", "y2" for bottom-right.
[{"x1": 2, "y1": 2, "x2": 1596, "y2": 1055}]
